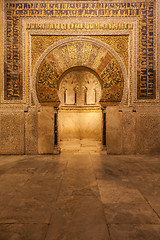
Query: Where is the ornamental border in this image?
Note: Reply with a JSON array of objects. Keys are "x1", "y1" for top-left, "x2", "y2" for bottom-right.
[{"x1": 0, "y1": 0, "x2": 159, "y2": 107}]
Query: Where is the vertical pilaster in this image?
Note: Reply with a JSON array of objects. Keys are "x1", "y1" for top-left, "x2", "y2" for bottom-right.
[
  {"x1": 53, "y1": 107, "x2": 61, "y2": 154},
  {"x1": 102, "y1": 107, "x2": 106, "y2": 147},
  {"x1": 54, "y1": 109, "x2": 58, "y2": 146}
]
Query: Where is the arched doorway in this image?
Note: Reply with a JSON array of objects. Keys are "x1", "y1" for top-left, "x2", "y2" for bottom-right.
[
  {"x1": 58, "y1": 67, "x2": 102, "y2": 152},
  {"x1": 32, "y1": 36, "x2": 127, "y2": 153}
]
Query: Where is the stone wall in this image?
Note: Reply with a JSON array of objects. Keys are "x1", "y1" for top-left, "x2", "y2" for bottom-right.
[
  {"x1": 105, "y1": 106, "x2": 160, "y2": 155},
  {"x1": 25, "y1": 107, "x2": 38, "y2": 154},
  {"x1": 0, "y1": 111, "x2": 24, "y2": 154},
  {"x1": 0, "y1": 0, "x2": 159, "y2": 155},
  {"x1": 0, "y1": 106, "x2": 160, "y2": 155},
  {"x1": 0, "y1": 107, "x2": 55, "y2": 155},
  {"x1": 106, "y1": 107, "x2": 123, "y2": 154},
  {"x1": 136, "y1": 107, "x2": 160, "y2": 154},
  {"x1": 38, "y1": 107, "x2": 55, "y2": 154}
]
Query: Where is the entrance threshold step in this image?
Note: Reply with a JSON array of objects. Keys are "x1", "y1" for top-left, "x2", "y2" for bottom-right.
[{"x1": 59, "y1": 139, "x2": 105, "y2": 153}]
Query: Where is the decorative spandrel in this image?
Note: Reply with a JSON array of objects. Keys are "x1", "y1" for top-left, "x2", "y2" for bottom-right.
[{"x1": 36, "y1": 60, "x2": 60, "y2": 103}]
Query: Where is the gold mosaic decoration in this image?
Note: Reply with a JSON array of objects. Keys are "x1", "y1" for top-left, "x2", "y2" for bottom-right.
[
  {"x1": 36, "y1": 40, "x2": 124, "y2": 104},
  {"x1": 31, "y1": 36, "x2": 69, "y2": 74},
  {"x1": 4, "y1": 1, "x2": 156, "y2": 101},
  {"x1": 31, "y1": 35, "x2": 128, "y2": 75},
  {"x1": 36, "y1": 59, "x2": 60, "y2": 103},
  {"x1": 100, "y1": 59, "x2": 124, "y2": 102},
  {"x1": 91, "y1": 36, "x2": 128, "y2": 73}
]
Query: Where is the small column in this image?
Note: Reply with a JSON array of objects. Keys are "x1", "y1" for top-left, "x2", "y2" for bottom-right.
[
  {"x1": 54, "y1": 111, "x2": 58, "y2": 146},
  {"x1": 53, "y1": 107, "x2": 61, "y2": 154},
  {"x1": 102, "y1": 107, "x2": 107, "y2": 149}
]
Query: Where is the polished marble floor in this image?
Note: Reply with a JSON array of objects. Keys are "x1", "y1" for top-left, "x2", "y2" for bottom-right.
[{"x1": 0, "y1": 153, "x2": 160, "y2": 240}]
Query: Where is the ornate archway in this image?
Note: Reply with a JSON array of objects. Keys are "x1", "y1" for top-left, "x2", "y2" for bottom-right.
[
  {"x1": 32, "y1": 36, "x2": 128, "y2": 151},
  {"x1": 32, "y1": 36, "x2": 128, "y2": 107}
]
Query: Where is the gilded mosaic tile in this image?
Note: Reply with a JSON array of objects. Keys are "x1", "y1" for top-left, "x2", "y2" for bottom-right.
[
  {"x1": 4, "y1": 1, "x2": 156, "y2": 101},
  {"x1": 91, "y1": 36, "x2": 128, "y2": 74},
  {"x1": 31, "y1": 35, "x2": 69, "y2": 74},
  {"x1": 100, "y1": 59, "x2": 124, "y2": 102},
  {"x1": 31, "y1": 35, "x2": 128, "y2": 76},
  {"x1": 36, "y1": 40, "x2": 124, "y2": 103},
  {"x1": 36, "y1": 60, "x2": 59, "y2": 102}
]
